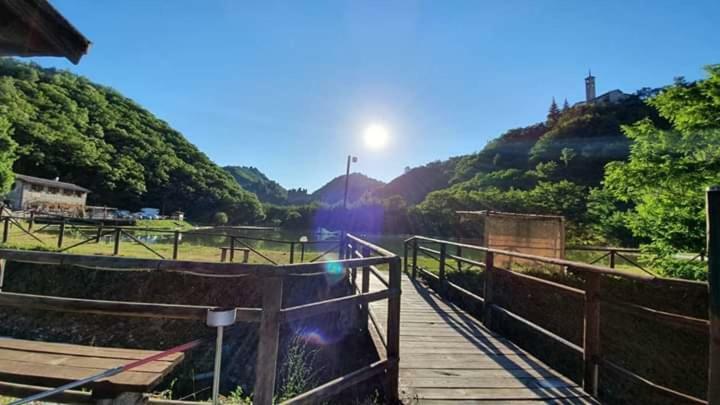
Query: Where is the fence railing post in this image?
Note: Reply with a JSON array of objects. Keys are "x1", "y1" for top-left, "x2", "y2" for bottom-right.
[
  {"x1": 361, "y1": 246, "x2": 371, "y2": 330},
  {"x1": 28, "y1": 212, "x2": 34, "y2": 232},
  {"x1": 456, "y1": 245, "x2": 462, "y2": 272},
  {"x1": 386, "y1": 256, "x2": 401, "y2": 402},
  {"x1": 255, "y1": 277, "x2": 283, "y2": 405},
  {"x1": 113, "y1": 228, "x2": 121, "y2": 255},
  {"x1": 483, "y1": 251, "x2": 495, "y2": 328},
  {"x1": 706, "y1": 186, "x2": 720, "y2": 404},
  {"x1": 403, "y1": 241, "x2": 409, "y2": 274},
  {"x1": 2, "y1": 217, "x2": 9, "y2": 244},
  {"x1": 172, "y1": 231, "x2": 180, "y2": 260},
  {"x1": 439, "y1": 243, "x2": 447, "y2": 296},
  {"x1": 411, "y1": 238, "x2": 418, "y2": 279},
  {"x1": 57, "y1": 220, "x2": 65, "y2": 249},
  {"x1": 229, "y1": 236, "x2": 236, "y2": 262},
  {"x1": 96, "y1": 223, "x2": 103, "y2": 244},
  {"x1": 609, "y1": 249, "x2": 616, "y2": 269},
  {"x1": 289, "y1": 242, "x2": 295, "y2": 264},
  {"x1": 300, "y1": 242, "x2": 305, "y2": 262},
  {"x1": 583, "y1": 271, "x2": 601, "y2": 397}
]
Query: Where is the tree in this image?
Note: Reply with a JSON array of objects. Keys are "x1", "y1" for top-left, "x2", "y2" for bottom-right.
[
  {"x1": 0, "y1": 117, "x2": 16, "y2": 195},
  {"x1": 562, "y1": 98, "x2": 570, "y2": 111},
  {"x1": 213, "y1": 212, "x2": 229, "y2": 225},
  {"x1": 602, "y1": 65, "x2": 720, "y2": 278},
  {"x1": 547, "y1": 98, "x2": 561, "y2": 126},
  {"x1": 559, "y1": 147, "x2": 576, "y2": 167}
]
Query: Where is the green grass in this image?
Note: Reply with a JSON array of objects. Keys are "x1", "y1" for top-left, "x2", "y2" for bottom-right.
[{"x1": 0, "y1": 222, "x2": 337, "y2": 264}]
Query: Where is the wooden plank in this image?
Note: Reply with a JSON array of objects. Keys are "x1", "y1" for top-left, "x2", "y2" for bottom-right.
[
  {"x1": 400, "y1": 376, "x2": 574, "y2": 389},
  {"x1": 0, "y1": 359, "x2": 162, "y2": 391},
  {"x1": 404, "y1": 387, "x2": 591, "y2": 400},
  {"x1": 0, "y1": 339, "x2": 183, "y2": 362},
  {"x1": 0, "y1": 348, "x2": 170, "y2": 373},
  {"x1": 254, "y1": 277, "x2": 283, "y2": 405}
]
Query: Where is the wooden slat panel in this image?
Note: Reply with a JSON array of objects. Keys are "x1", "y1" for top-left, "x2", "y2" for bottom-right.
[
  {"x1": 0, "y1": 339, "x2": 183, "y2": 362},
  {"x1": 0, "y1": 348, "x2": 169, "y2": 373},
  {"x1": 0, "y1": 359, "x2": 161, "y2": 391}
]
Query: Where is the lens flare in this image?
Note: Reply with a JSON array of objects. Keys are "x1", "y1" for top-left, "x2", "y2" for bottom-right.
[{"x1": 323, "y1": 261, "x2": 346, "y2": 285}]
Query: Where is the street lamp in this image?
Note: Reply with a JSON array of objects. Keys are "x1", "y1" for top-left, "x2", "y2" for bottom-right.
[{"x1": 343, "y1": 155, "x2": 358, "y2": 211}]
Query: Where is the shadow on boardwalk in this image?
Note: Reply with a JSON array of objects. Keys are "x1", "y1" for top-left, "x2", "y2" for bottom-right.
[{"x1": 370, "y1": 274, "x2": 595, "y2": 404}]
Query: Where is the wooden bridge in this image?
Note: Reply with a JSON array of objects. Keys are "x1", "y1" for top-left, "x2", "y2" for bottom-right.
[
  {"x1": 368, "y1": 274, "x2": 593, "y2": 403},
  {"x1": 0, "y1": 231, "x2": 714, "y2": 404}
]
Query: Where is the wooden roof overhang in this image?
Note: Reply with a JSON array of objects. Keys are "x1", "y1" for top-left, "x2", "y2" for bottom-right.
[{"x1": 0, "y1": 0, "x2": 90, "y2": 64}]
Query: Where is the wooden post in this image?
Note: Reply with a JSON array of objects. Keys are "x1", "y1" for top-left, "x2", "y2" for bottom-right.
[
  {"x1": 242, "y1": 249, "x2": 249, "y2": 263},
  {"x1": 220, "y1": 248, "x2": 227, "y2": 263},
  {"x1": 0, "y1": 258, "x2": 5, "y2": 292},
  {"x1": 172, "y1": 231, "x2": 180, "y2": 260},
  {"x1": 483, "y1": 251, "x2": 495, "y2": 328},
  {"x1": 113, "y1": 228, "x2": 121, "y2": 256},
  {"x1": 361, "y1": 246, "x2": 371, "y2": 330},
  {"x1": 28, "y1": 212, "x2": 34, "y2": 232},
  {"x1": 2, "y1": 217, "x2": 9, "y2": 244},
  {"x1": 706, "y1": 186, "x2": 720, "y2": 404},
  {"x1": 338, "y1": 233, "x2": 345, "y2": 259},
  {"x1": 438, "y1": 243, "x2": 447, "y2": 296},
  {"x1": 609, "y1": 249, "x2": 616, "y2": 269},
  {"x1": 403, "y1": 241, "x2": 409, "y2": 274},
  {"x1": 96, "y1": 224, "x2": 104, "y2": 244},
  {"x1": 289, "y1": 242, "x2": 295, "y2": 264},
  {"x1": 254, "y1": 277, "x2": 283, "y2": 405},
  {"x1": 583, "y1": 271, "x2": 601, "y2": 397},
  {"x1": 386, "y1": 256, "x2": 401, "y2": 402},
  {"x1": 456, "y1": 245, "x2": 462, "y2": 272},
  {"x1": 411, "y1": 239, "x2": 418, "y2": 279},
  {"x1": 300, "y1": 242, "x2": 305, "y2": 262},
  {"x1": 229, "y1": 236, "x2": 236, "y2": 262},
  {"x1": 57, "y1": 220, "x2": 66, "y2": 249}
]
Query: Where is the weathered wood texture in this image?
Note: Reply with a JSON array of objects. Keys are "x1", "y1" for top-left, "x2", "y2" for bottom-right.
[
  {"x1": 369, "y1": 274, "x2": 594, "y2": 404},
  {"x1": 0, "y1": 339, "x2": 183, "y2": 394}
]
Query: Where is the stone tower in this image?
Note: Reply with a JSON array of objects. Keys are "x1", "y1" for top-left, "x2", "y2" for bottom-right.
[{"x1": 585, "y1": 70, "x2": 596, "y2": 102}]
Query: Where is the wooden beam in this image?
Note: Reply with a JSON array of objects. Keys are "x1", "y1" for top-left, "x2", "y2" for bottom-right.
[
  {"x1": 254, "y1": 277, "x2": 283, "y2": 405},
  {"x1": 707, "y1": 186, "x2": 720, "y2": 405}
]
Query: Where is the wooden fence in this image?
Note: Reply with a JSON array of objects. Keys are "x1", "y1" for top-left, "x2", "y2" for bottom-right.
[
  {"x1": 0, "y1": 215, "x2": 338, "y2": 264},
  {"x1": 404, "y1": 235, "x2": 709, "y2": 404},
  {"x1": 0, "y1": 233, "x2": 401, "y2": 405}
]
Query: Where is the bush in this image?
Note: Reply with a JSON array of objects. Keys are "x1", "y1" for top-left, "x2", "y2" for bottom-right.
[{"x1": 213, "y1": 212, "x2": 229, "y2": 225}]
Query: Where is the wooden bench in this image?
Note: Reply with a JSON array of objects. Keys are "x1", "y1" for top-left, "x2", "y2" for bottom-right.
[
  {"x1": 0, "y1": 338, "x2": 184, "y2": 404},
  {"x1": 219, "y1": 247, "x2": 250, "y2": 263}
]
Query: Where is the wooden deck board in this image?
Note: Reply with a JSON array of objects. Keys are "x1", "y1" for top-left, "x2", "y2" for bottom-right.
[
  {"x1": 0, "y1": 338, "x2": 184, "y2": 394},
  {"x1": 369, "y1": 274, "x2": 593, "y2": 404}
]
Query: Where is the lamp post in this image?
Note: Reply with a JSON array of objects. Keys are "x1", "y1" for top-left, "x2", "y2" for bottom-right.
[{"x1": 343, "y1": 155, "x2": 358, "y2": 211}]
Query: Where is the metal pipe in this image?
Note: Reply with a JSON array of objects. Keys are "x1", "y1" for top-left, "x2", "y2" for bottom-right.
[{"x1": 212, "y1": 326, "x2": 223, "y2": 405}]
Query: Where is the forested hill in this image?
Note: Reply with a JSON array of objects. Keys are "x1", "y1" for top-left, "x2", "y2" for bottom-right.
[
  {"x1": 0, "y1": 59, "x2": 263, "y2": 223},
  {"x1": 223, "y1": 166, "x2": 288, "y2": 205},
  {"x1": 311, "y1": 173, "x2": 385, "y2": 205}
]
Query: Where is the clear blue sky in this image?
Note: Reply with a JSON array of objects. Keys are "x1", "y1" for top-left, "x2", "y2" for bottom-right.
[{"x1": 32, "y1": 1, "x2": 718, "y2": 191}]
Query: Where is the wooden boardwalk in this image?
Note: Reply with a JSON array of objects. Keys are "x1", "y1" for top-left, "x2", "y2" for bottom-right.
[{"x1": 369, "y1": 274, "x2": 594, "y2": 404}]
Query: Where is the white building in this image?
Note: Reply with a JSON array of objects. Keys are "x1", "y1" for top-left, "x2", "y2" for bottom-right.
[
  {"x1": 575, "y1": 71, "x2": 630, "y2": 106},
  {"x1": 3, "y1": 174, "x2": 90, "y2": 216}
]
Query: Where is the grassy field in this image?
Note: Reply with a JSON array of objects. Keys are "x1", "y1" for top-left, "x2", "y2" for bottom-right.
[{"x1": 0, "y1": 221, "x2": 338, "y2": 264}]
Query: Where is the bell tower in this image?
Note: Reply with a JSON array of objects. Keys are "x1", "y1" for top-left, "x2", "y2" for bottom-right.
[{"x1": 585, "y1": 70, "x2": 596, "y2": 102}]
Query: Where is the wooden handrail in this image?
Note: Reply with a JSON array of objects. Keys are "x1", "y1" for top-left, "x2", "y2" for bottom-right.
[{"x1": 405, "y1": 235, "x2": 709, "y2": 404}]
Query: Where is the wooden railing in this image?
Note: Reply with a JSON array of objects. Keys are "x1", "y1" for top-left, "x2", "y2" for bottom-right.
[
  {"x1": 0, "y1": 233, "x2": 401, "y2": 405},
  {"x1": 0, "y1": 214, "x2": 339, "y2": 264},
  {"x1": 404, "y1": 235, "x2": 709, "y2": 404}
]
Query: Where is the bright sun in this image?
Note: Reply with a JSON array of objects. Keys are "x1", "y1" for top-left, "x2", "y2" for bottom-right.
[{"x1": 363, "y1": 124, "x2": 389, "y2": 149}]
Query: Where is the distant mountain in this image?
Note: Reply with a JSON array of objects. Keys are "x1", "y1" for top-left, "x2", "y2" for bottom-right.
[
  {"x1": 311, "y1": 173, "x2": 385, "y2": 205},
  {"x1": 372, "y1": 159, "x2": 461, "y2": 205},
  {"x1": 223, "y1": 166, "x2": 288, "y2": 205}
]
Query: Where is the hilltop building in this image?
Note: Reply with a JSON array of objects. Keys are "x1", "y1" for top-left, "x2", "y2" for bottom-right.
[
  {"x1": 3, "y1": 174, "x2": 90, "y2": 216},
  {"x1": 575, "y1": 71, "x2": 630, "y2": 106}
]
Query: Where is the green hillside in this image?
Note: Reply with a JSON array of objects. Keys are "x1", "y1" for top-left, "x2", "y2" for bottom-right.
[
  {"x1": 311, "y1": 173, "x2": 385, "y2": 205},
  {"x1": 0, "y1": 59, "x2": 263, "y2": 223},
  {"x1": 223, "y1": 165, "x2": 288, "y2": 205}
]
